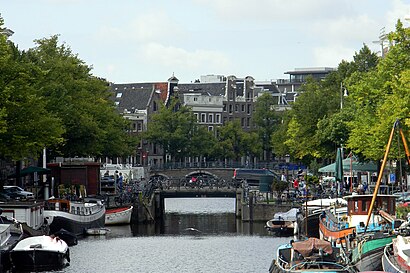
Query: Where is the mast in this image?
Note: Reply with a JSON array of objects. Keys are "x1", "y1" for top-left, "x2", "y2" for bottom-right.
[{"x1": 364, "y1": 120, "x2": 398, "y2": 232}]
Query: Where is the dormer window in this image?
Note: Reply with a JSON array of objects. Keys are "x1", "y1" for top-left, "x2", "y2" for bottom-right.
[{"x1": 116, "y1": 93, "x2": 122, "y2": 98}]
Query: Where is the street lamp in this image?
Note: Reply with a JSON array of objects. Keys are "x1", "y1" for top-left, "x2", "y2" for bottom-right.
[{"x1": 340, "y1": 83, "x2": 348, "y2": 109}]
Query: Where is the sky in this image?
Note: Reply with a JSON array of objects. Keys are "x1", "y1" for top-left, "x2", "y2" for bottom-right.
[{"x1": 2, "y1": 0, "x2": 410, "y2": 84}]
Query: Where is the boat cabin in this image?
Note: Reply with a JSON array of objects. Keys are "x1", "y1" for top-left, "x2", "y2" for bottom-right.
[
  {"x1": 45, "y1": 199, "x2": 103, "y2": 216},
  {"x1": 344, "y1": 194, "x2": 396, "y2": 233}
]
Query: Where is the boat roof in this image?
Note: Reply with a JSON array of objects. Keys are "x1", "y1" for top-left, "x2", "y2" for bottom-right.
[
  {"x1": 303, "y1": 198, "x2": 347, "y2": 207},
  {"x1": 344, "y1": 194, "x2": 397, "y2": 200}
]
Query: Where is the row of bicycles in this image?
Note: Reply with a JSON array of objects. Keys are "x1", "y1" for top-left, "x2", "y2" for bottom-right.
[{"x1": 103, "y1": 176, "x2": 240, "y2": 206}]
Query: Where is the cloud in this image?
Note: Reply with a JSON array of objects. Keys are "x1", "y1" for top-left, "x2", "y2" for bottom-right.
[
  {"x1": 386, "y1": 0, "x2": 410, "y2": 30},
  {"x1": 139, "y1": 42, "x2": 230, "y2": 70},
  {"x1": 129, "y1": 10, "x2": 184, "y2": 43},
  {"x1": 313, "y1": 45, "x2": 356, "y2": 67},
  {"x1": 193, "y1": 0, "x2": 347, "y2": 22},
  {"x1": 311, "y1": 15, "x2": 379, "y2": 45}
]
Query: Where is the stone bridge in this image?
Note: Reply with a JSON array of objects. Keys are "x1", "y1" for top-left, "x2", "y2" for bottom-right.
[{"x1": 149, "y1": 168, "x2": 235, "y2": 182}]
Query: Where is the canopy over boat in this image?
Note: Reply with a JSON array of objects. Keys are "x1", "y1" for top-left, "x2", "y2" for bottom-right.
[
  {"x1": 272, "y1": 208, "x2": 300, "y2": 222},
  {"x1": 292, "y1": 237, "x2": 333, "y2": 257}
]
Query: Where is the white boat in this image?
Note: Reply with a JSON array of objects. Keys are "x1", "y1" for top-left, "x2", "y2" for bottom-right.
[
  {"x1": 10, "y1": 235, "x2": 70, "y2": 271},
  {"x1": 265, "y1": 208, "x2": 302, "y2": 236},
  {"x1": 44, "y1": 198, "x2": 106, "y2": 236},
  {"x1": 0, "y1": 202, "x2": 48, "y2": 236},
  {"x1": 86, "y1": 227, "x2": 110, "y2": 236},
  {"x1": 105, "y1": 206, "x2": 133, "y2": 225},
  {"x1": 382, "y1": 235, "x2": 410, "y2": 273},
  {"x1": 0, "y1": 215, "x2": 24, "y2": 272}
]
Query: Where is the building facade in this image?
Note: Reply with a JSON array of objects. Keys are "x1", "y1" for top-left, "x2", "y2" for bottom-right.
[{"x1": 109, "y1": 67, "x2": 335, "y2": 167}]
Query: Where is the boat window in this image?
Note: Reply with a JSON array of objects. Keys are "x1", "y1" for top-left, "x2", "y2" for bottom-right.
[
  {"x1": 354, "y1": 201, "x2": 358, "y2": 212},
  {"x1": 382, "y1": 200, "x2": 388, "y2": 211},
  {"x1": 361, "y1": 200, "x2": 367, "y2": 212}
]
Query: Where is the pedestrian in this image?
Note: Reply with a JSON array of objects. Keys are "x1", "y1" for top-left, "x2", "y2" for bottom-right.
[
  {"x1": 118, "y1": 172, "x2": 123, "y2": 192},
  {"x1": 281, "y1": 172, "x2": 287, "y2": 182}
]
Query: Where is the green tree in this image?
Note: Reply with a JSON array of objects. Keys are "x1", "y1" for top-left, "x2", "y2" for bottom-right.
[
  {"x1": 25, "y1": 35, "x2": 135, "y2": 158},
  {"x1": 253, "y1": 93, "x2": 279, "y2": 160},
  {"x1": 0, "y1": 21, "x2": 64, "y2": 160},
  {"x1": 346, "y1": 21, "x2": 410, "y2": 160},
  {"x1": 215, "y1": 119, "x2": 248, "y2": 161},
  {"x1": 285, "y1": 78, "x2": 336, "y2": 160},
  {"x1": 144, "y1": 99, "x2": 198, "y2": 162}
]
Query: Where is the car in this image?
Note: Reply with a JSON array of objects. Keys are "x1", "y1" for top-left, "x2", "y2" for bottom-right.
[
  {"x1": 3, "y1": 186, "x2": 34, "y2": 200},
  {"x1": 0, "y1": 191, "x2": 11, "y2": 202}
]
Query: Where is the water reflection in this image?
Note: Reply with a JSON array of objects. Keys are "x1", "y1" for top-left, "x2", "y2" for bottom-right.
[
  {"x1": 104, "y1": 198, "x2": 269, "y2": 238},
  {"x1": 60, "y1": 197, "x2": 286, "y2": 273}
]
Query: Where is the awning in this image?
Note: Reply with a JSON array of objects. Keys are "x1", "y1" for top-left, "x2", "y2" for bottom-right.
[{"x1": 318, "y1": 156, "x2": 378, "y2": 173}]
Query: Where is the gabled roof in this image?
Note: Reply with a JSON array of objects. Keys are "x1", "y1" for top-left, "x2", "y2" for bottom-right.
[{"x1": 110, "y1": 83, "x2": 154, "y2": 112}]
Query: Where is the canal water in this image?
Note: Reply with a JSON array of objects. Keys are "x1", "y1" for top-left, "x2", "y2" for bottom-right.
[{"x1": 57, "y1": 198, "x2": 292, "y2": 273}]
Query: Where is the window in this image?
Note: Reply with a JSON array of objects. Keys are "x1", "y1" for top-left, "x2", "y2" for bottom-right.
[
  {"x1": 137, "y1": 123, "x2": 142, "y2": 132},
  {"x1": 153, "y1": 101, "x2": 158, "y2": 112},
  {"x1": 116, "y1": 92, "x2": 122, "y2": 98},
  {"x1": 241, "y1": 104, "x2": 245, "y2": 112},
  {"x1": 247, "y1": 104, "x2": 251, "y2": 114},
  {"x1": 114, "y1": 101, "x2": 119, "y2": 106},
  {"x1": 208, "y1": 114, "x2": 213, "y2": 123},
  {"x1": 241, "y1": 118, "x2": 245, "y2": 127},
  {"x1": 354, "y1": 201, "x2": 358, "y2": 212},
  {"x1": 361, "y1": 200, "x2": 367, "y2": 212},
  {"x1": 216, "y1": 114, "x2": 221, "y2": 123},
  {"x1": 194, "y1": 97, "x2": 198, "y2": 101},
  {"x1": 229, "y1": 104, "x2": 233, "y2": 114},
  {"x1": 194, "y1": 113, "x2": 199, "y2": 121},
  {"x1": 208, "y1": 126, "x2": 213, "y2": 131},
  {"x1": 235, "y1": 104, "x2": 239, "y2": 112},
  {"x1": 201, "y1": 113, "x2": 206, "y2": 123},
  {"x1": 223, "y1": 104, "x2": 227, "y2": 112}
]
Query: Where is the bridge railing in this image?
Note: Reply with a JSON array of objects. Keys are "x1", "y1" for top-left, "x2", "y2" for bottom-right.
[{"x1": 149, "y1": 161, "x2": 305, "y2": 171}]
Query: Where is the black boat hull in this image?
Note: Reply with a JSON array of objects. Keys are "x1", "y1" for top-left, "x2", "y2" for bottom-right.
[{"x1": 10, "y1": 249, "x2": 69, "y2": 272}]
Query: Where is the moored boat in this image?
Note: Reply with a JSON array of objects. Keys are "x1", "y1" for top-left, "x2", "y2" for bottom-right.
[
  {"x1": 350, "y1": 233, "x2": 395, "y2": 272},
  {"x1": 105, "y1": 206, "x2": 133, "y2": 225},
  {"x1": 0, "y1": 214, "x2": 24, "y2": 272},
  {"x1": 10, "y1": 235, "x2": 70, "y2": 271},
  {"x1": 53, "y1": 228, "x2": 78, "y2": 246},
  {"x1": 319, "y1": 194, "x2": 397, "y2": 245},
  {"x1": 382, "y1": 235, "x2": 410, "y2": 273},
  {"x1": 265, "y1": 208, "x2": 302, "y2": 236},
  {"x1": 86, "y1": 227, "x2": 110, "y2": 236},
  {"x1": 44, "y1": 198, "x2": 105, "y2": 236},
  {"x1": 269, "y1": 237, "x2": 353, "y2": 272}
]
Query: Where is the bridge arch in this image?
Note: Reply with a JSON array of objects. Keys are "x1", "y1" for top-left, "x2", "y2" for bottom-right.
[{"x1": 184, "y1": 170, "x2": 219, "y2": 180}]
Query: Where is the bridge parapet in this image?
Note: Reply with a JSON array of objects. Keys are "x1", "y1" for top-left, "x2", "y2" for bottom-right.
[{"x1": 149, "y1": 168, "x2": 235, "y2": 182}]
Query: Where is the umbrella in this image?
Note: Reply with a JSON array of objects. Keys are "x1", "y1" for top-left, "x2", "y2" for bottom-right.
[
  {"x1": 8, "y1": 166, "x2": 51, "y2": 178},
  {"x1": 335, "y1": 148, "x2": 343, "y2": 183},
  {"x1": 20, "y1": 166, "x2": 51, "y2": 176},
  {"x1": 334, "y1": 148, "x2": 344, "y2": 197}
]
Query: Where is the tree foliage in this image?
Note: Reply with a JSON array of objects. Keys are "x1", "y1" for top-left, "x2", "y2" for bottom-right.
[
  {"x1": 144, "y1": 99, "x2": 204, "y2": 161},
  {"x1": 0, "y1": 17, "x2": 136, "y2": 162},
  {"x1": 346, "y1": 21, "x2": 410, "y2": 160},
  {"x1": 254, "y1": 93, "x2": 280, "y2": 160},
  {"x1": 0, "y1": 22, "x2": 64, "y2": 160}
]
